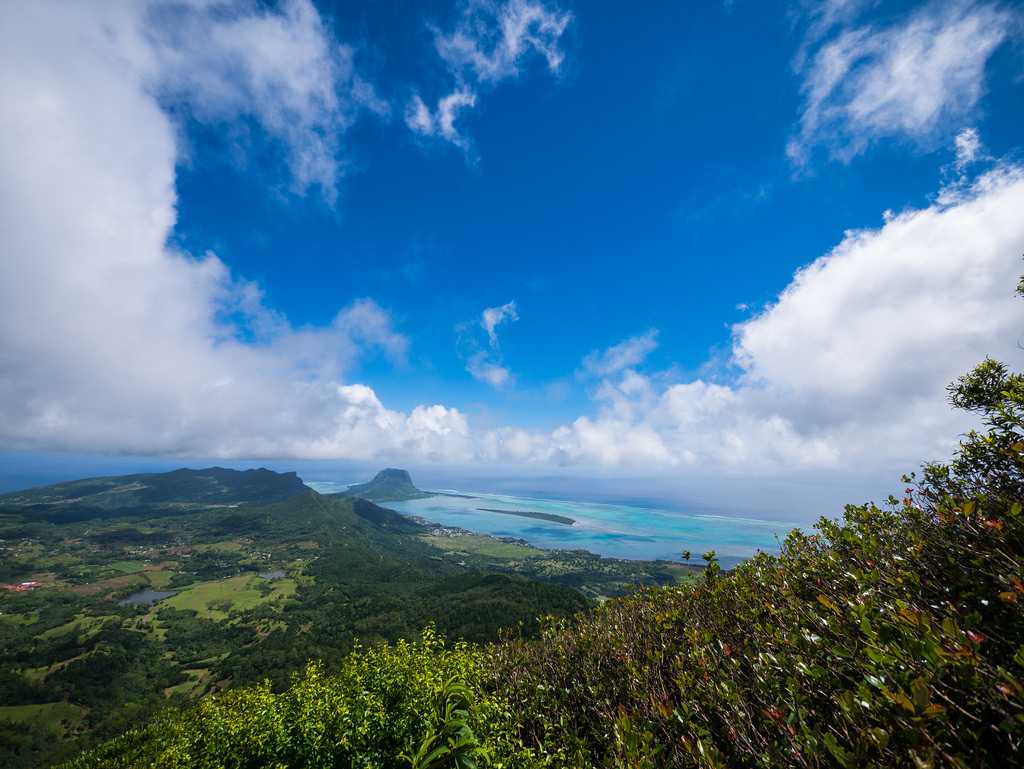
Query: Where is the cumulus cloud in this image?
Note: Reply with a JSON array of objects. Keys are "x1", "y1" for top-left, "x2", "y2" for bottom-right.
[
  {"x1": 789, "y1": 0, "x2": 1015, "y2": 166},
  {"x1": 580, "y1": 331, "x2": 659, "y2": 378},
  {"x1": 483, "y1": 164, "x2": 1024, "y2": 473},
  {"x1": 407, "y1": 0, "x2": 572, "y2": 152},
  {"x1": 4, "y1": 0, "x2": 1024, "y2": 485},
  {"x1": 0, "y1": 0, "x2": 466, "y2": 461}
]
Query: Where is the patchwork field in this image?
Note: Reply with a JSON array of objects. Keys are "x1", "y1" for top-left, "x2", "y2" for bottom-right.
[{"x1": 163, "y1": 574, "x2": 297, "y2": 620}]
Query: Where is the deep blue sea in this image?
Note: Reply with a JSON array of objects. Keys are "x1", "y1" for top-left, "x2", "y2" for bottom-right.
[{"x1": 308, "y1": 482, "x2": 803, "y2": 567}]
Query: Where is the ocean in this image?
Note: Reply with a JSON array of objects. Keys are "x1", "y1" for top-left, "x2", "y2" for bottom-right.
[{"x1": 308, "y1": 482, "x2": 804, "y2": 567}]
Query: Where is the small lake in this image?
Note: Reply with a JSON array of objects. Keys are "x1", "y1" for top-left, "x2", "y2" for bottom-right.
[
  {"x1": 258, "y1": 569, "x2": 286, "y2": 580},
  {"x1": 118, "y1": 589, "x2": 176, "y2": 606}
]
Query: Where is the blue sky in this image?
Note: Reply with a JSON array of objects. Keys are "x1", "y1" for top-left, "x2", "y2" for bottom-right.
[
  {"x1": 1, "y1": 0, "x2": 1023, "y2": 512},
  {"x1": 169, "y1": 0, "x2": 1022, "y2": 421}
]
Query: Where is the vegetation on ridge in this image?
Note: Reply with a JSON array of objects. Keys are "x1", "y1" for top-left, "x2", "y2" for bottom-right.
[
  {"x1": 0, "y1": 470, "x2": 689, "y2": 767},
  {"x1": 61, "y1": 296, "x2": 1024, "y2": 767}
]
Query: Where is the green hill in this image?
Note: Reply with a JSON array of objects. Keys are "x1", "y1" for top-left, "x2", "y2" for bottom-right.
[
  {"x1": 0, "y1": 467, "x2": 309, "y2": 522},
  {"x1": 55, "y1": 350, "x2": 1024, "y2": 768},
  {"x1": 0, "y1": 469, "x2": 687, "y2": 768},
  {"x1": 341, "y1": 468, "x2": 432, "y2": 502}
]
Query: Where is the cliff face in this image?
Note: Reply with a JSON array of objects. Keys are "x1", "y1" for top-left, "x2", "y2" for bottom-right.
[{"x1": 342, "y1": 468, "x2": 432, "y2": 502}]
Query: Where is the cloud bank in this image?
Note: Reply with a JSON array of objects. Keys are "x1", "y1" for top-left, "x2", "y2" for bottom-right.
[
  {"x1": 2, "y1": 0, "x2": 1023, "y2": 487},
  {"x1": 0, "y1": 0, "x2": 471, "y2": 461},
  {"x1": 484, "y1": 163, "x2": 1024, "y2": 473}
]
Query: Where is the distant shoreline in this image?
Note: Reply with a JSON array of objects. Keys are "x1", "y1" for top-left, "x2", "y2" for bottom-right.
[
  {"x1": 476, "y1": 507, "x2": 575, "y2": 526},
  {"x1": 384, "y1": 486, "x2": 780, "y2": 568}
]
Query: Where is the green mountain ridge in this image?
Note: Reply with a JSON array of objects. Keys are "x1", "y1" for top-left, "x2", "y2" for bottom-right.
[
  {"x1": 0, "y1": 467, "x2": 690, "y2": 768},
  {"x1": 0, "y1": 467, "x2": 309, "y2": 522}
]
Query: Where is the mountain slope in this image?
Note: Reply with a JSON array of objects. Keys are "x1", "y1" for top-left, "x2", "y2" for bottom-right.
[
  {"x1": 340, "y1": 468, "x2": 432, "y2": 502},
  {"x1": 0, "y1": 467, "x2": 308, "y2": 522},
  {"x1": 0, "y1": 469, "x2": 593, "y2": 768}
]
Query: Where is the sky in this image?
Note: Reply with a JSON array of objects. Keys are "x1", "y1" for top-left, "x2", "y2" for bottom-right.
[{"x1": 1, "y1": 0, "x2": 1023, "y2": 515}]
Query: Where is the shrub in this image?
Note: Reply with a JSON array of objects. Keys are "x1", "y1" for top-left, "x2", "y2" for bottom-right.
[{"x1": 62, "y1": 628, "x2": 491, "y2": 769}]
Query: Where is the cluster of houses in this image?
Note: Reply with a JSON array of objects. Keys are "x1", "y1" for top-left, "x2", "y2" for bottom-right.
[{"x1": 1, "y1": 580, "x2": 40, "y2": 591}]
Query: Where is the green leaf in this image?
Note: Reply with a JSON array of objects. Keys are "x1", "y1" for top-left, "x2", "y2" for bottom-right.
[
  {"x1": 817, "y1": 595, "x2": 840, "y2": 614},
  {"x1": 911, "y1": 677, "x2": 931, "y2": 713},
  {"x1": 823, "y1": 734, "x2": 851, "y2": 768}
]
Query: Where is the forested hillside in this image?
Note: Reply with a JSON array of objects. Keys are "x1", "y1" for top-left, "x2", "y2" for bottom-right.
[
  {"x1": 60, "y1": 347, "x2": 1024, "y2": 768},
  {"x1": 0, "y1": 469, "x2": 688, "y2": 767}
]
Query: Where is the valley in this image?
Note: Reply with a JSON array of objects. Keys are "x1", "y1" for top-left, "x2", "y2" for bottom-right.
[{"x1": 0, "y1": 467, "x2": 694, "y2": 767}]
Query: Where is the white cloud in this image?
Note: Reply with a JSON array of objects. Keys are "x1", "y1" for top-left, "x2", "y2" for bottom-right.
[
  {"x1": 483, "y1": 164, "x2": 1024, "y2": 473},
  {"x1": 466, "y1": 354, "x2": 514, "y2": 389},
  {"x1": 461, "y1": 301, "x2": 519, "y2": 388},
  {"x1": 405, "y1": 88, "x2": 478, "y2": 153},
  {"x1": 954, "y1": 126, "x2": 983, "y2": 171},
  {"x1": 151, "y1": 0, "x2": 387, "y2": 201},
  {"x1": 434, "y1": 0, "x2": 573, "y2": 83},
  {"x1": 303, "y1": 387, "x2": 472, "y2": 463},
  {"x1": 792, "y1": 0, "x2": 875, "y2": 67},
  {"x1": 407, "y1": 0, "x2": 572, "y2": 151},
  {"x1": 0, "y1": 0, "x2": 464, "y2": 462},
  {"x1": 481, "y1": 301, "x2": 519, "y2": 346},
  {"x1": 789, "y1": 0, "x2": 1015, "y2": 165},
  {"x1": 4, "y1": 0, "x2": 1024, "y2": 489},
  {"x1": 581, "y1": 330, "x2": 659, "y2": 378}
]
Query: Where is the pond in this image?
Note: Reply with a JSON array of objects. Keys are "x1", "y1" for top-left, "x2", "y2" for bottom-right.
[{"x1": 258, "y1": 569, "x2": 286, "y2": 580}]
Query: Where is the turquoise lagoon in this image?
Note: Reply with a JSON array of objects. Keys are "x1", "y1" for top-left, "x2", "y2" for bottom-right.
[{"x1": 310, "y1": 482, "x2": 803, "y2": 568}]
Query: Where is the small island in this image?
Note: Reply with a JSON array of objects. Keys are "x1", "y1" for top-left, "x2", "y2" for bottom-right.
[{"x1": 477, "y1": 507, "x2": 575, "y2": 525}]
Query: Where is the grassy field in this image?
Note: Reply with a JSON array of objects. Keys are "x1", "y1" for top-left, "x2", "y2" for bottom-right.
[
  {"x1": 191, "y1": 540, "x2": 245, "y2": 553},
  {"x1": 144, "y1": 569, "x2": 175, "y2": 589},
  {"x1": 37, "y1": 614, "x2": 113, "y2": 641},
  {"x1": 70, "y1": 573, "x2": 148, "y2": 596},
  {"x1": 108, "y1": 560, "x2": 146, "y2": 574},
  {"x1": 420, "y1": 532, "x2": 545, "y2": 559},
  {"x1": 0, "y1": 702, "x2": 85, "y2": 734},
  {"x1": 163, "y1": 574, "x2": 297, "y2": 620},
  {"x1": 163, "y1": 668, "x2": 212, "y2": 699},
  {"x1": 0, "y1": 611, "x2": 38, "y2": 626}
]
